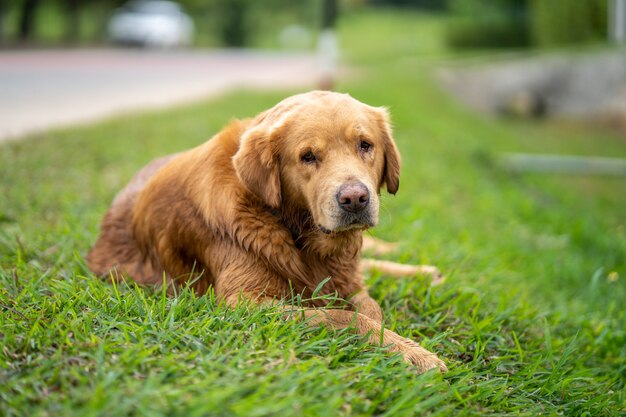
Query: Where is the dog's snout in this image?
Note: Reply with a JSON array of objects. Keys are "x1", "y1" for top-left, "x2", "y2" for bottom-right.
[{"x1": 336, "y1": 182, "x2": 370, "y2": 213}]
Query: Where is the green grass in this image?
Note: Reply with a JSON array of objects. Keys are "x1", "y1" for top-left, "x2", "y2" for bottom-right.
[{"x1": 2, "y1": 8, "x2": 625, "y2": 416}]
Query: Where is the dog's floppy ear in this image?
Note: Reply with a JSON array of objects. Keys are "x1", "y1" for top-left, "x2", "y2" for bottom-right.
[
  {"x1": 233, "y1": 122, "x2": 282, "y2": 208},
  {"x1": 375, "y1": 107, "x2": 401, "y2": 195}
]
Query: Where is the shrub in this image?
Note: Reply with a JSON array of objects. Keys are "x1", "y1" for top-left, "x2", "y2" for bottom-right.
[
  {"x1": 446, "y1": 0, "x2": 609, "y2": 49},
  {"x1": 446, "y1": 0, "x2": 531, "y2": 49},
  {"x1": 529, "y1": 0, "x2": 608, "y2": 47}
]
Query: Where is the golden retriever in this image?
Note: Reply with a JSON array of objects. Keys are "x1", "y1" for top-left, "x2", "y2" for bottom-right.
[{"x1": 88, "y1": 91, "x2": 446, "y2": 373}]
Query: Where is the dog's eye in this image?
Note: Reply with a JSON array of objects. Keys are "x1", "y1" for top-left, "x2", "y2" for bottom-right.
[
  {"x1": 301, "y1": 151, "x2": 316, "y2": 164},
  {"x1": 359, "y1": 141, "x2": 372, "y2": 153}
]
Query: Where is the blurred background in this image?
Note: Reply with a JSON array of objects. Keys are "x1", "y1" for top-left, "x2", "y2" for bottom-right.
[
  {"x1": 0, "y1": 0, "x2": 619, "y2": 49},
  {"x1": 2, "y1": 0, "x2": 626, "y2": 146}
]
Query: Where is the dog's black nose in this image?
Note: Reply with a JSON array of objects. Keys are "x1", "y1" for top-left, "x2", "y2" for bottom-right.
[{"x1": 337, "y1": 182, "x2": 369, "y2": 213}]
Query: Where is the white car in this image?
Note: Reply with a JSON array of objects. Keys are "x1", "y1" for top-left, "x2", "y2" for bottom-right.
[{"x1": 107, "y1": 1, "x2": 194, "y2": 48}]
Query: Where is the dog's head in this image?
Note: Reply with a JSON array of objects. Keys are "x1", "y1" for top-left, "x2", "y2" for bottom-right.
[{"x1": 233, "y1": 91, "x2": 400, "y2": 234}]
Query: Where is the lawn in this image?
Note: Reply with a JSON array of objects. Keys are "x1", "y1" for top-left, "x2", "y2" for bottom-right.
[{"x1": 1, "y1": 8, "x2": 625, "y2": 417}]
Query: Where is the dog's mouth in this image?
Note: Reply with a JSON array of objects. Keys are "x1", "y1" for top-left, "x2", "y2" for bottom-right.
[{"x1": 318, "y1": 214, "x2": 375, "y2": 235}]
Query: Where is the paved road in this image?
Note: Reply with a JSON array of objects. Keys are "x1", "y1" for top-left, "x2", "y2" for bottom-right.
[{"x1": 0, "y1": 48, "x2": 318, "y2": 142}]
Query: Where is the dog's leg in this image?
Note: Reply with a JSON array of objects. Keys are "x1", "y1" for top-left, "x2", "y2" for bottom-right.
[
  {"x1": 223, "y1": 292, "x2": 446, "y2": 374},
  {"x1": 348, "y1": 288, "x2": 450, "y2": 372},
  {"x1": 360, "y1": 236, "x2": 444, "y2": 284},
  {"x1": 293, "y1": 308, "x2": 447, "y2": 374},
  {"x1": 216, "y1": 244, "x2": 446, "y2": 374},
  {"x1": 359, "y1": 259, "x2": 444, "y2": 284},
  {"x1": 349, "y1": 290, "x2": 383, "y2": 323},
  {"x1": 225, "y1": 202, "x2": 319, "y2": 296}
]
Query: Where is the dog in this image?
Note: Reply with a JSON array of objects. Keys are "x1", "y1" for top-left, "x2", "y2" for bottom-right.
[{"x1": 88, "y1": 91, "x2": 446, "y2": 373}]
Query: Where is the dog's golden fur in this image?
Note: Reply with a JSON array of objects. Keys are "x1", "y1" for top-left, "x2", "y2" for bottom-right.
[{"x1": 88, "y1": 91, "x2": 446, "y2": 373}]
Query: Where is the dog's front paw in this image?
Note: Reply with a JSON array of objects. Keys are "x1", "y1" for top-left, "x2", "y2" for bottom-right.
[{"x1": 398, "y1": 340, "x2": 447, "y2": 374}]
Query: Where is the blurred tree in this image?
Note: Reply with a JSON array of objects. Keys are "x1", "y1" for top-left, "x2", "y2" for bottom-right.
[
  {"x1": 322, "y1": 0, "x2": 338, "y2": 29},
  {"x1": 19, "y1": 0, "x2": 41, "y2": 41},
  {"x1": 1, "y1": 0, "x2": 127, "y2": 45},
  {"x1": 3, "y1": 0, "x2": 334, "y2": 48},
  {"x1": 0, "y1": 2, "x2": 6, "y2": 44},
  {"x1": 529, "y1": 0, "x2": 608, "y2": 47},
  {"x1": 179, "y1": 0, "x2": 319, "y2": 48},
  {"x1": 370, "y1": 0, "x2": 448, "y2": 10},
  {"x1": 446, "y1": 0, "x2": 530, "y2": 49},
  {"x1": 447, "y1": 0, "x2": 609, "y2": 49},
  {"x1": 217, "y1": 0, "x2": 249, "y2": 47},
  {"x1": 64, "y1": 0, "x2": 81, "y2": 43}
]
